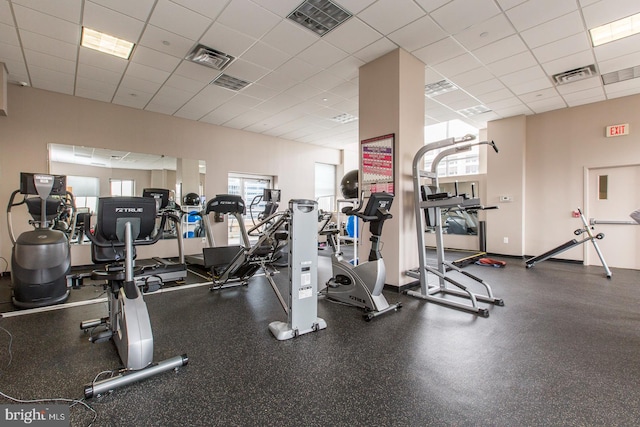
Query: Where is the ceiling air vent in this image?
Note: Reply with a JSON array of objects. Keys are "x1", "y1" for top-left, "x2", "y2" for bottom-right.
[
  {"x1": 602, "y1": 65, "x2": 640, "y2": 85},
  {"x1": 186, "y1": 44, "x2": 235, "y2": 70},
  {"x1": 288, "y1": 0, "x2": 352, "y2": 37},
  {"x1": 552, "y1": 65, "x2": 598, "y2": 85},
  {"x1": 210, "y1": 74, "x2": 251, "y2": 91}
]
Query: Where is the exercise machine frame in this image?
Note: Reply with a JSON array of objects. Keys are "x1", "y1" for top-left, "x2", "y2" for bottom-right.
[
  {"x1": 525, "y1": 207, "x2": 611, "y2": 278},
  {"x1": 80, "y1": 197, "x2": 188, "y2": 398},
  {"x1": 406, "y1": 135, "x2": 504, "y2": 317}
]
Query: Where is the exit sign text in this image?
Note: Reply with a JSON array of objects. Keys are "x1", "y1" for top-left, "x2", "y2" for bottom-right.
[{"x1": 606, "y1": 124, "x2": 629, "y2": 137}]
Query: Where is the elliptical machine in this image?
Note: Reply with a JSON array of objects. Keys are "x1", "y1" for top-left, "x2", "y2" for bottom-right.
[
  {"x1": 80, "y1": 196, "x2": 188, "y2": 398},
  {"x1": 7, "y1": 173, "x2": 71, "y2": 308},
  {"x1": 325, "y1": 192, "x2": 402, "y2": 321}
]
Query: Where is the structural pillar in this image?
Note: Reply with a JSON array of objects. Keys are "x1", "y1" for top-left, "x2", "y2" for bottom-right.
[{"x1": 359, "y1": 48, "x2": 425, "y2": 288}]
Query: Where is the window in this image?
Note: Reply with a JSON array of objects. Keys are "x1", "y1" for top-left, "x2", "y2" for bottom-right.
[
  {"x1": 67, "y1": 176, "x2": 99, "y2": 214},
  {"x1": 110, "y1": 179, "x2": 134, "y2": 196},
  {"x1": 424, "y1": 120, "x2": 480, "y2": 177},
  {"x1": 228, "y1": 173, "x2": 274, "y2": 244},
  {"x1": 315, "y1": 163, "x2": 336, "y2": 213}
]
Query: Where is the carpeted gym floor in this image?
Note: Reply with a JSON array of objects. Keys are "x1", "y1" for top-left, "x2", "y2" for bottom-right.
[{"x1": 0, "y1": 249, "x2": 639, "y2": 426}]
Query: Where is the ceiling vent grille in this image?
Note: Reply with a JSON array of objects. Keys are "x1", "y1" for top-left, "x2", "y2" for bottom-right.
[
  {"x1": 288, "y1": 0, "x2": 352, "y2": 37},
  {"x1": 186, "y1": 44, "x2": 235, "y2": 70},
  {"x1": 457, "y1": 105, "x2": 491, "y2": 117},
  {"x1": 602, "y1": 65, "x2": 640, "y2": 85},
  {"x1": 210, "y1": 74, "x2": 251, "y2": 91},
  {"x1": 552, "y1": 65, "x2": 598, "y2": 85},
  {"x1": 425, "y1": 80, "x2": 458, "y2": 97}
]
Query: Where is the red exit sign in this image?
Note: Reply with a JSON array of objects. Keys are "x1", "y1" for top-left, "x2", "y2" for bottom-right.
[{"x1": 606, "y1": 123, "x2": 629, "y2": 137}]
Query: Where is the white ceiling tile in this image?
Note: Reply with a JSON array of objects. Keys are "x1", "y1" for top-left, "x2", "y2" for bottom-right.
[
  {"x1": 541, "y1": 50, "x2": 595, "y2": 76},
  {"x1": 223, "y1": 109, "x2": 272, "y2": 129},
  {"x1": 200, "y1": 23, "x2": 257, "y2": 58},
  {"x1": 13, "y1": 0, "x2": 81, "y2": 23},
  {"x1": 598, "y1": 50, "x2": 640, "y2": 75},
  {"x1": 24, "y1": 49, "x2": 76, "y2": 74},
  {"x1": 145, "y1": 102, "x2": 180, "y2": 115},
  {"x1": 518, "y1": 87, "x2": 559, "y2": 102},
  {"x1": 353, "y1": 37, "x2": 397, "y2": 63},
  {"x1": 358, "y1": 0, "x2": 426, "y2": 35},
  {"x1": 448, "y1": 66, "x2": 494, "y2": 87},
  {"x1": 424, "y1": 67, "x2": 445, "y2": 85},
  {"x1": 139, "y1": 25, "x2": 196, "y2": 58},
  {"x1": 28, "y1": 65, "x2": 75, "y2": 92},
  {"x1": 261, "y1": 20, "x2": 317, "y2": 56},
  {"x1": 75, "y1": 76, "x2": 118, "y2": 97},
  {"x1": 506, "y1": 0, "x2": 578, "y2": 32},
  {"x1": 181, "y1": 84, "x2": 236, "y2": 113},
  {"x1": 325, "y1": 56, "x2": 364, "y2": 80},
  {"x1": 561, "y1": 86, "x2": 605, "y2": 103},
  {"x1": 323, "y1": 17, "x2": 383, "y2": 54},
  {"x1": 254, "y1": 71, "x2": 297, "y2": 92},
  {"x1": 329, "y1": 81, "x2": 358, "y2": 99},
  {"x1": 0, "y1": 23, "x2": 19, "y2": 47},
  {"x1": 454, "y1": 13, "x2": 516, "y2": 51},
  {"x1": 565, "y1": 93, "x2": 606, "y2": 107},
  {"x1": 249, "y1": 0, "x2": 300, "y2": 17},
  {"x1": 216, "y1": 0, "x2": 280, "y2": 39},
  {"x1": 120, "y1": 73, "x2": 163, "y2": 94},
  {"x1": 223, "y1": 58, "x2": 270, "y2": 82},
  {"x1": 493, "y1": 104, "x2": 533, "y2": 116},
  {"x1": 604, "y1": 78, "x2": 640, "y2": 98},
  {"x1": 387, "y1": 15, "x2": 446, "y2": 52},
  {"x1": 0, "y1": 42, "x2": 25, "y2": 62},
  {"x1": 113, "y1": 89, "x2": 153, "y2": 109},
  {"x1": 149, "y1": 0, "x2": 212, "y2": 41},
  {"x1": 78, "y1": 46, "x2": 128, "y2": 73},
  {"x1": 275, "y1": 57, "x2": 317, "y2": 82},
  {"x1": 174, "y1": 60, "x2": 220, "y2": 83},
  {"x1": 297, "y1": 40, "x2": 349, "y2": 69},
  {"x1": 89, "y1": 0, "x2": 155, "y2": 22},
  {"x1": 330, "y1": 0, "x2": 376, "y2": 15},
  {"x1": 305, "y1": 72, "x2": 346, "y2": 92},
  {"x1": 520, "y1": 11, "x2": 585, "y2": 49},
  {"x1": 2, "y1": 58, "x2": 29, "y2": 81},
  {"x1": 484, "y1": 96, "x2": 523, "y2": 109},
  {"x1": 75, "y1": 86, "x2": 116, "y2": 102},
  {"x1": 131, "y1": 46, "x2": 181, "y2": 73},
  {"x1": 525, "y1": 95, "x2": 566, "y2": 113},
  {"x1": 486, "y1": 51, "x2": 537, "y2": 77},
  {"x1": 414, "y1": 0, "x2": 451, "y2": 13},
  {"x1": 241, "y1": 82, "x2": 280, "y2": 100},
  {"x1": 19, "y1": 29, "x2": 76, "y2": 61},
  {"x1": 76, "y1": 62, "x2": 123, "y2": 85},
  {"x1": 582, "y1": 0, "x2": 640, "y2": 28},
  {"x1": 532, "y1": 33, "x2": 591, "y2": 64},
  {"x1": 593, "y1": 33, "x2": 640, "y2": 63},
  {"x1": 0, "y1": 1, "x2": 13, "y2": 25},
  {"x1": 472, "y1": 34, "x2": 528, "y2": 64},
  {"x1": 412, "y1": 37, "x2": 466, "y2": 66},
  {"x1": 500, "y1": 65, "x2": 547, "y2": 86},
  {"x1": 240, "y1": 41, "x2": 290, "y2": 71},
  {"x1": 164, "y1": 74, "x2": 206, "y2": 93},
  {"x1": 579, "y1": 0, "x2": 599, "y2": 6},
  {"x1": 430, "y1": 0, "x2": 500, "y2": 34},
  {"x1": 466, "y1": 79, "x2": 507, "y2": 97},
  {"x1": 510, "y1": 76, "x2": 553, "y2": 95},
  {"x1": 170, "y1": 0, "x2": 230, "y2": 20},
  {"x1": 83, "y1": 1, "x2": 145, "y2": 42},
  {"x1": 126, "y1": 62, "x2": 171, "y2": 84},
  {"x1": 432, "y1": 53, "x2": 483, "y2": 77},
  {"x1": 495, "y1": 0, "x2": 527, "y2": 11},
  {"x1": 13, "y1": 4, "x2": 79, "y2": 44}
]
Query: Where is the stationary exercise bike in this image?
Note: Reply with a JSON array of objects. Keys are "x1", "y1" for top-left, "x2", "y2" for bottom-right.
[
  {"x1": 325, "y1": 192, "x2": 402, "y2": 320},
  {"x1": 80, "y1": 196, "x2": 188, "y2": 398}
]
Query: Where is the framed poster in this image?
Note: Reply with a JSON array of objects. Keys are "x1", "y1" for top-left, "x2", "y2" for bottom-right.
[{"x1": 360, "y1": 134, "x2": 395, "y2": 196}]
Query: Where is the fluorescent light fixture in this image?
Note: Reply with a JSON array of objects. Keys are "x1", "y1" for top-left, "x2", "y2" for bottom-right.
[
  {"x1": 589, "y1": 12, "x2": 640, "y2": 47},
  {"x1": 81, "y1": 27, "x2": 134, "y2": 59},
  {"x1": 425, "y1": 80, "x2": 458, "y2": 97},
  {"x1": 457, "y1": 105, "x2": 491, "y2": 118},
  {"x1": 331, "y1": 113, "x2": 358, "y2": 124}
]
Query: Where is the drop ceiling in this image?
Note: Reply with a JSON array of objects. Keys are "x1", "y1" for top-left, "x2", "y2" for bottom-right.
[{"x1": 2, "y1": 0, "x2": 640, "y2": 151}]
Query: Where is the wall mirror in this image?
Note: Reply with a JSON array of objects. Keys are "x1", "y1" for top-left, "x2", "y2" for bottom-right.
[
  {"x1": 438, "y1": 180, "x2": 480, "y2": 236},
  {"x1": 48, "y1": 143, "x2": 206, "y2": 242}
]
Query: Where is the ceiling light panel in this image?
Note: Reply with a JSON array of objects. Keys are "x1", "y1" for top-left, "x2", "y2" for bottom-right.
[
  {"x1": 589, "y1": 12, "x2": 640, "y2": 47},
  {"x1": 81, "y1": 27, "x2": 135, "y2": 59},
  {"x1": 425, "y1": 80, "x2": 458, "y2": 97},
  {"x1": 288, "y1": 0, "x2": 352, "y2": 37},
  {"x1": 330, "y1": 113, "x2": 358, "y2": 123},
  {"x1": 457, "y1": 105, "x2": 491, "y2": 117}
]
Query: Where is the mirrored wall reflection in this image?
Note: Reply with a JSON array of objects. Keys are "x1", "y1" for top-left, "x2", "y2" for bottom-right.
[
  {"x1": 438, "y1": 181, "x2": 480, "y2": 236},
  {"x1": 48, "y1": 143, "x2": 206, "y2": 242}
]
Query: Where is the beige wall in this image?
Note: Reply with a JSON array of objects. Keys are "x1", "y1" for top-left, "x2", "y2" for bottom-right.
[
  {"x1": 0, "y1": 85, "x2": 342, "y2": 266},
  {"x1": 487, "y1": 93, "x2": 640, "y2": 260}
]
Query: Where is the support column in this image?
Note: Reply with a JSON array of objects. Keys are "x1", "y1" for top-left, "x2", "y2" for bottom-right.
[{"x1": 359, "y1": 49, "x2": 425, "y2": 288}]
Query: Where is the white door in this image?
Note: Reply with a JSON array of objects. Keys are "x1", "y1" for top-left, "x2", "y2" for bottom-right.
[{"x1": 587, "y1": 165, "x2": 640, "y2": 269}]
